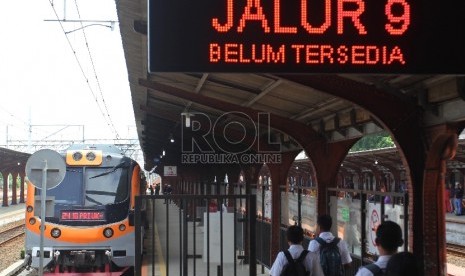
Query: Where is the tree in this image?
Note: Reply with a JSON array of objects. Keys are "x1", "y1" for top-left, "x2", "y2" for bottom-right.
[{"x1": 350, "y1": 133, "x2": 394, "y2": 152}]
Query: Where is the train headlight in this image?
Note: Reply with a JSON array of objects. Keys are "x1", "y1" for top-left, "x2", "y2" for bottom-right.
[
  {"x1": 67, "y1": 150, "x2": 102, "y2": 165},
  {"x1": 119, "y1": 224, "x2": 126, "y2": 231},
  {"x1": 29, "y1": 218, "x2": 36, "y2": 225},
  {"x1": 86, "y1": 152, "x2": 96, "y2": 161},
  {"x1": 51, "y1": 228, "x2": 61, "y2": 238},
  {"x1": 103, "y1": 227, "x2": 114, "y2": 238},
  {"x1": 27, "y1": 205, "x2": 33, "y2": 213},
  {"x1": 72, "y1": 152, "x2": 83, "y2": 161}
]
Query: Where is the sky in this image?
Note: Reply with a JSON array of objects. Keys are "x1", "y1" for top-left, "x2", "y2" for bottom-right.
[{"x1": 0, "y1": 0, "x2": 140, "y2": 160}]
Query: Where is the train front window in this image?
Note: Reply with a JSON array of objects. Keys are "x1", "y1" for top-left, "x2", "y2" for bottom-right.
[
  {"x1": 85, "y1": 167, "x2": 129, "y2": 206},
  {"x1": 40, "y1": 168, "x2": 83, "y2": 205}
]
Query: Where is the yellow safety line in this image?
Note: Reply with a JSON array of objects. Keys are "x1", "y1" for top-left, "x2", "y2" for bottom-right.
[{"x1": 153, "y1": 223, "x2": 166, "y2": 276}]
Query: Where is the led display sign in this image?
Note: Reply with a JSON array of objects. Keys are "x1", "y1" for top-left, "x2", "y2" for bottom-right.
[
  {"x1": 148, "y1": 0, "x2": 465, "y2": 73},
  {"x1": 61, "y1": 210, "x2": 105, "y2": 221}
]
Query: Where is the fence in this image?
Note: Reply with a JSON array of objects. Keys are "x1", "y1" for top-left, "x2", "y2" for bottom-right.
[{"x1": 134, "y1": 194, "x2": 257, "y2": 276}]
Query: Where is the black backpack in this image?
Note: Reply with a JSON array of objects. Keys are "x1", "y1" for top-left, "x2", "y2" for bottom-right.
[
  {"x1": 281, "y1": 250, "x2": 309, "y2": 276},
  {"x1": 364, "y1": 263, "x2": 386, "y2": 275},
  {"x1": 315, "y1": 237, "x2": 344, "y2": 276}
]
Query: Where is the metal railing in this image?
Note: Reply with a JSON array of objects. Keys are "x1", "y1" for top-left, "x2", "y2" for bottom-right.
[{"x1": 134, "y1": 194, "x2": 256, "y2": 276}]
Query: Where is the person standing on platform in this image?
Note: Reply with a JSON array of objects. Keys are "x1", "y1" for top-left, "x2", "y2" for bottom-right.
[
  {"x1": 163, "y1": 184, "x2": 172, "y2": 204},
  {"x1": 208, "y1": 199, "x2": 218, "y2": 212},
  {"x1": 385, "y1": 251, "x2": 419, "y2": 276},
  {"x1": 449, "y1": 183, "x2": 456, "y2": 214},
  {"x1": 445, "y1": 184, "x2": 452, "y2": 213},
  {"x1": 155, "y1": 183, "x2": 160, "y2": 195},
  {"x1": 149, "y1": 184, "x2": 154, "y2": 195},
  {"x1": 454, "y1": 182, "x2": 463, "y2": 216},
  {"x1": 165, "y1": 184, "x2": 173, "y2": 204},
  {"x1": 355, "y1": 221, "x2": 404, "y2": 276}
]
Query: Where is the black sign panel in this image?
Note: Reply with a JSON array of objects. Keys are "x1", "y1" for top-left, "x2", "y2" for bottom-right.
[
  {"x1": 61, "y1": 210, "x2": 105, "y2": 221},
  {"x1": 148, "y1": 0, "x2": 465, "y2": 74}
]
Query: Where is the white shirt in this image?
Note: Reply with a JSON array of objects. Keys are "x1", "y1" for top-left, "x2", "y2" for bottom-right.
[
  {"x1": 307, "y1": 232, "x2": 353, "y2": 276},
  {"x1": 355, "y1": 255, "x2": 392, "y2": 276},
  {"x1": 269, "y1": 244, "x2": 313, "y2": 276}
]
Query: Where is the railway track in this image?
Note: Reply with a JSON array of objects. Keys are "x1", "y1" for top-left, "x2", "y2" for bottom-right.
[
  {"x1": 0, "y1": 223, "x2": 25, "y2": 245},
  {"x1": 447, "y1": 243, "x2": 465, "y2": 256},
  {"x1": 447, "y1": 242, "x2": 465, "y2": 272}
]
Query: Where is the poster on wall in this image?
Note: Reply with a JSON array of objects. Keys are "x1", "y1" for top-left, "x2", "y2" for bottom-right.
[
  {"x1": 164, "y1": 166, "x2": 177, "y2": 176},
  {"x1": 367, "y1": 202, "x2": 382, "y2": 255}
]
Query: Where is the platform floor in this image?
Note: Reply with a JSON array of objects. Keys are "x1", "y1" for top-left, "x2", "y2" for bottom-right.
[
  {"x1": 0, "y1": 203, "x2": 25, "y2": 226},
  {"x1": 445, "y1": 212, "x2": 465, "y2": 223}
]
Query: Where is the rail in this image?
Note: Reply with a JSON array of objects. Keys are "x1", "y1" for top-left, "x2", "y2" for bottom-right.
[{"x1": 0, "y1": 224, "x2": 25, "y2": 245}]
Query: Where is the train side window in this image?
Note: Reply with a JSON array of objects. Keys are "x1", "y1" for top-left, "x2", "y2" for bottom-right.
[{"x1": 114, "y1": 168, "x2": 129, "y2": 203}]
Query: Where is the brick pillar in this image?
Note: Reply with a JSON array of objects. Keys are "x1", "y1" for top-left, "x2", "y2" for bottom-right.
[
  {"x1": 267, "y1": 150, "x2": 300, "y2": 263},
  {"x1": 305, "y1": 139, "x2": 359, "y2": 216},
  {"x1": 11, "y1": 173, "x2": 17, "y2": 205},
  {"x1": 2, "y1": 172, "x2": 9, "y2": 207},
  {"x1": 19, "y1": 173, "x2": 25, "y2": 203},
  {"x1": 423, "y1": 130, "x2": 457, "y2": 276}
]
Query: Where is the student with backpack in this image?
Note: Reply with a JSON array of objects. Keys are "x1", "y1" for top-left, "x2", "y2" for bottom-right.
[
  {"x1": 269, "y1": 225, "x2": 313, "y2": 276},
  {"x1": 384, "y1": 251, "x2": 419, "y2": 276},
  {"x1": 308, "y1": 214, "x2": 352, "y2": 276},
  {"x1": 355, "y1": 220, "x2": 404, "y2": 276}
]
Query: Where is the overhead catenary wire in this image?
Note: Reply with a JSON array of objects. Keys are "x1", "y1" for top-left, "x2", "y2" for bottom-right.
[
  {"x1": 0, "y1": 105, "x2": 48, "y2": 137},
  {"x1": 0, "y1": 105, "x2": 27, "y2": 126},
  {"x1": 72, "y1": 0, "x2": 120, "y2": 140},
  {"x1": 46, "y1": 0, "x2": 121, "y2": 140}
]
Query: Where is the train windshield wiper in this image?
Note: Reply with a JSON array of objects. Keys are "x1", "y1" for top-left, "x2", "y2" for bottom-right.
[{"x1": 89, "y1": 161, "x2": 128, "y2": 179}]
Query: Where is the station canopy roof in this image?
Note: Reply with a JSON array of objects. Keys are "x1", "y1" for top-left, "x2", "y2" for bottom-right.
[{"x1": 0, "y1": 147, "x2": 30, "y2": 174}]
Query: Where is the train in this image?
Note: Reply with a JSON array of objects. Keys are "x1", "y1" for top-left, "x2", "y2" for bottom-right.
[{"x1": 24, "y1": 144, "x2": 146, "y2": 273}]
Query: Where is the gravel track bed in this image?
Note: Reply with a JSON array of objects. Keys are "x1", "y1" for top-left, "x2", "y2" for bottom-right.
[
  {"x1": 0, "y1": 221, "x2": 25, "y2": 272},
  {"x1": 447, "y1": 252, "x2": 465, "y2": 268}
]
